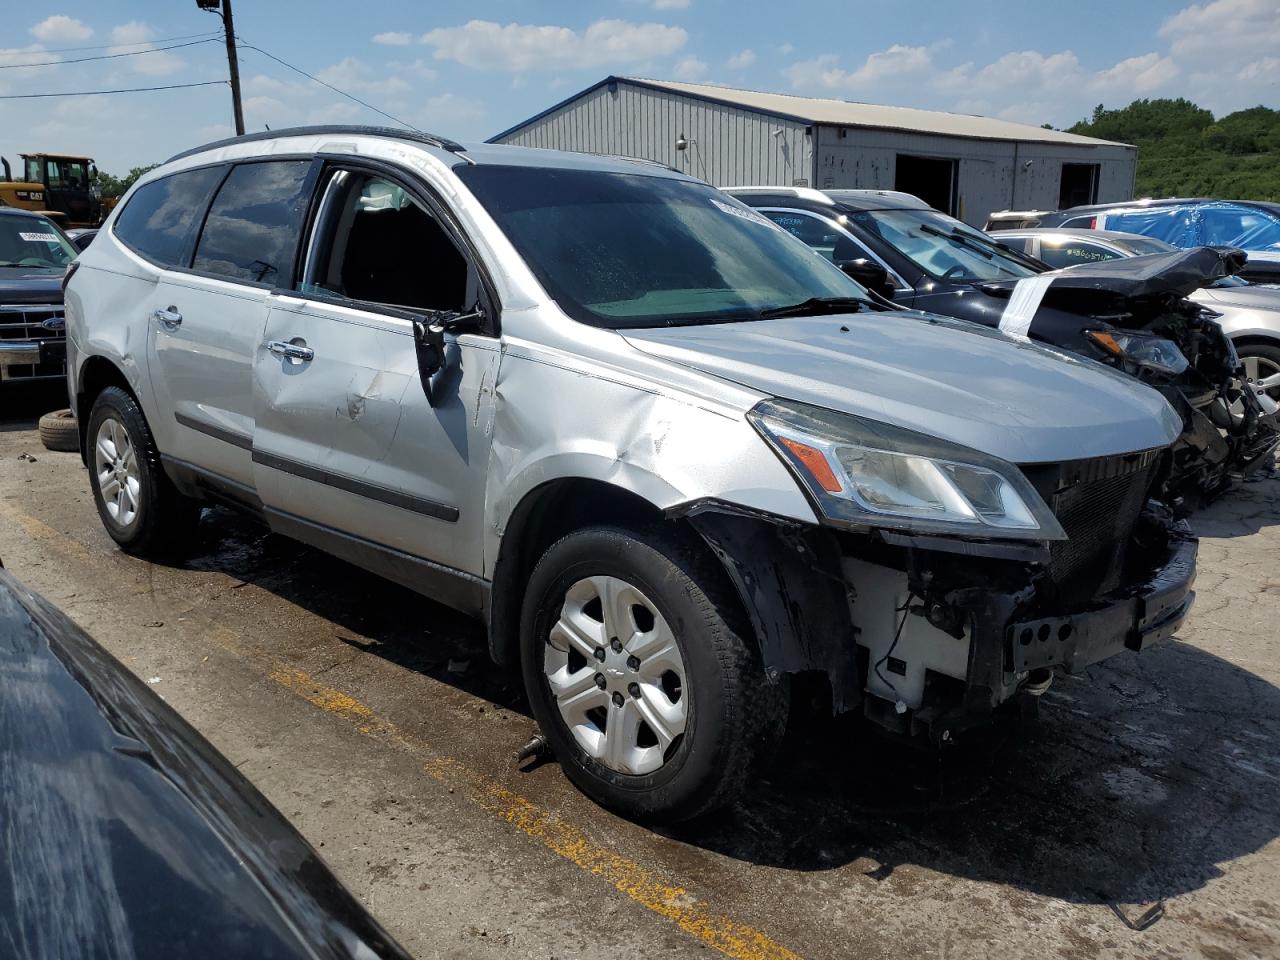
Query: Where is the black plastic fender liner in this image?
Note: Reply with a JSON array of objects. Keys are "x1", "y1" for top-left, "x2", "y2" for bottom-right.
[{"x1": 679, "y1": 504, "x2": 862, "y2": 713}]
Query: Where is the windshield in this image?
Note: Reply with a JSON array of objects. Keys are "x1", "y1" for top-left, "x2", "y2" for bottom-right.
[
  {"x1": 455, "y1": 165, "x2": 870, "y2": 328},
  {"x1": 0, "y1": 215, "x2": 77, "y2": 268},
  {"x1": 847, "y1": 208, "x2": 1040, "y2": 282}
]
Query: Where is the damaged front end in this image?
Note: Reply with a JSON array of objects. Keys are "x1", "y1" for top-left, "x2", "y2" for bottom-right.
[
  {"x1": 983, "y1": 246, "x2": 1280, "y2": 504},
  {"x1": 681, "y1": 400, "x2": 1197, "y2": 742}
]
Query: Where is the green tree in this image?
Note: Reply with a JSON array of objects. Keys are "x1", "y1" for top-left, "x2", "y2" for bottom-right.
[
  {"x1": 93, "y1": 164, "x2": 159, "y2": 198},
  {"x1": 1069, "y1": 98, "x2": 1280, "y2": 202}
]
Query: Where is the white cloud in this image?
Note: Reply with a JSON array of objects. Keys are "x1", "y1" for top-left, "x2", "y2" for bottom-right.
[
  {"x1": 1159, "y1": 0, "x2": 1280, "y2": 57},
  {"x1": 31, "y1": 15, "x2": 92, "y2": 43},
  {"x1": 672, "y1": 55, "x2": 708, "y2": 81},
  {"x1": 778, "y1": 43, "x2": 794, "y2": 55},
  {"x1": 418, "y1": 19, "x2": 687, "y2": 72},
  {"x1": 373, "y1": 31, "x2": 413, "y2": 46},
  {"x1": 1093, "y1": 53, "x2": 1179, "y2": 93},
  {"x1": 107, "y1": 22, "x2": 183, "y2": 75},
  {"x1": 316, "y1": 56, "x2": 412, "y2": 98},
  {"x1": 727, "y1": 48, "x2": 756, "y2": 70},
  {"x1": 653, "y1": 0, "x2": 691, "y2": 8},
  {"x1": 783, "y1": 44, "x2": 934, "y2": 90}
]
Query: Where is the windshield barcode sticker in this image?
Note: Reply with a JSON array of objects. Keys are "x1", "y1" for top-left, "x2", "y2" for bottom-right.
[{"x1": 19, "y1": 232, "x2": 60, "y2": 243}]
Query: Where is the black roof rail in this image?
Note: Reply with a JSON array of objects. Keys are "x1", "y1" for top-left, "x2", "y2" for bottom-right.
[{"x1": 165, "y1": 125, "x2": 468, "y2": 164}]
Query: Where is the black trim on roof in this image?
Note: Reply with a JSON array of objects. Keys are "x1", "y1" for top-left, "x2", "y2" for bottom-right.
[
  {"x1": 487, "y1": 75, "x2": 814, "y2": 143},
  {"x1": 165, "y1": 125, "x2": 466, "y2": 164}
]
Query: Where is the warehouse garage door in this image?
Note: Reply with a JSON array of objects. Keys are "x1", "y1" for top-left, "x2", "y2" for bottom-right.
[
  {"x1": 895, "y1": 154, "x2": 957, "y2": 215},
  {"x1": 1059, "y1": 163, "x2": 1099, "y2": 209}
]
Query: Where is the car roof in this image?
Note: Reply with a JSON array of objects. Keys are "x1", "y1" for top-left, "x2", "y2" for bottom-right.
[
  {"x1": 0, "y1": 206, "x2": 55, "y2": 222},
  {"x1": 725, "y1": 185, "x2": 932, "y2": 212},
  {"x1": 993, "y1": 226, "x2": 1171, "y2": 243},
  {"x1": 165, "y1": 124, "x2": 694, "y2": 180}
]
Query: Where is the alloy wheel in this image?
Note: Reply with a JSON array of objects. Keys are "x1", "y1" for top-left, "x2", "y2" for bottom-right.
[
  {"x1": 1242, "y1": 353, "x2": 1280, "y2": 402},
  {"x1": 543, "y1": 576, "x2": 688, "y2": 775},
  {"x1": 94, "y1": 417, "x2": 142, "y2": 528}
]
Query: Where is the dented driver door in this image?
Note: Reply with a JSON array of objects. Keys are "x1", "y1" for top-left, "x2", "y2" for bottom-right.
[{"x1": 251, "y1": 291, "x2": 500, "y2": 582}]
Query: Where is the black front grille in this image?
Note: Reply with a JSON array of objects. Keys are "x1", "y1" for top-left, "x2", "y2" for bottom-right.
[
  {"x1": 0, "y1": 304, "x2": 65, "y2": 343},
  {"x1": 1022, "y1": 450, "x2": 1161, "y2": 608}
]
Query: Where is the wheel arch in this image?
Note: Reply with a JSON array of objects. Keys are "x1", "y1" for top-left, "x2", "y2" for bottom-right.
[
  {"x1": 75, "y1": 355, "x2": 139, "y2": 465},
  {"x1": 486, "y1": 477, "x2": 667, "y2": 666}
]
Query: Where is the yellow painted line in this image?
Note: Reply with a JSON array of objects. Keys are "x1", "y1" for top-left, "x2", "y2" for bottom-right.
[
  {"x1": 0, "y1": 498, "x2": 94, "y2": 561},
  {"x1": 203, "y1": 624, "x2": 803, "y2": 960},
  {"x1": 1, "y1": 500, "x2": 804, "y2": 960},
  {"x1": 424, "y1": 757, "x2": 804, "y2": 960}
]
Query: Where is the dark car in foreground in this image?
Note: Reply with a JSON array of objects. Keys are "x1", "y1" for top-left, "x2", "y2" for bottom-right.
[
  {"x1": 0, "y1": 563, "x2": 414, "y2": 960},
  {"x1": 1027, "y1": 198, "x2": 1280, "y2": 285},
  {"x1": 0, "y1": 207, "x2": 72, "y2": 386},
  {"x1": 730, "y1": 187, "x2": 1279, "y2": 502}
]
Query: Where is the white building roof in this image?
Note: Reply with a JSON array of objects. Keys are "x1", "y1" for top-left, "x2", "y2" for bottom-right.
[{"x1": 621, "y1": 78, "x2": 1130, "y2": 148}]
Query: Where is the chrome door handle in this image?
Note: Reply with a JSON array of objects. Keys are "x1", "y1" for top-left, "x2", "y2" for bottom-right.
[
  {"x1": 266, "y1": 339, "x2": 314, "y2": 362},
  {"x1": 152, "y1": 306, "x2": 182, "y2": 328}
]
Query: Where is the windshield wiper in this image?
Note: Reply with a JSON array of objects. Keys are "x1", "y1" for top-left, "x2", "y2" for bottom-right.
[
  {"x1": 918, "y1": 223, "x2": 996, "y2": 260},
  {"x1": 757, "y1": 296, "x2": 867, "y2": 319}
]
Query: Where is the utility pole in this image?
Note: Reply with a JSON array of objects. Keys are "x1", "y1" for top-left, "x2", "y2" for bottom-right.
[{"x1": 197, "y1": 0, "x2": 244, "y2": 135}]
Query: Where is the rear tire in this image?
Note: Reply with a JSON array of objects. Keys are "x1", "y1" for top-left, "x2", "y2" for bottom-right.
[
  {"x1": 86, "y1": 386, "x2": 200, "y2": 557},
  {"x1": 38, "y1": 409, "x2": 79, "y2": 452},
  {"x1": 520, "y1": 524, "x2": 786, "y2": 824}
]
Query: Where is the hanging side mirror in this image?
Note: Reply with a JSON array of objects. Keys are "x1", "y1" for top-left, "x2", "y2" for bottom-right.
[
  {"x1": 839, "y1": 258, "x2": 895, "y2": 299},
  {"x1": 413, "y1": 306, "x2": 486, "y2": 403}
]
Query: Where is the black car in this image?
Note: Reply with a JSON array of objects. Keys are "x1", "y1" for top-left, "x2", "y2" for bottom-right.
[
  {"x1": 1029, "y1": 198, "x2": 1280, "y2": 285},
  {"x1": 728, "y1": 187, "x2": 1279, "y2": 502},
  {"x1": 0, "y1": 207, "x2": 73, "y2": 387},
  {"x1": 0, "y1": 562, "x2": 414, "y2": 960}
]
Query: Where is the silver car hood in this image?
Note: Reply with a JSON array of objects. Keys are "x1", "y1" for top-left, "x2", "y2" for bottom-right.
[
  {"x1": 1194, "y1": 284, "x2": 1280, "y2": 311},
  {"x1": 623, "y1": 311, "x2": 1181, "y2": 464}
]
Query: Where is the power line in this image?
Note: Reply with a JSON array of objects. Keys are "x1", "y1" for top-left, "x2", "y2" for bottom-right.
[
  {"x1": 0, "y1": 37, "x2": 221, "y2": 70},
  {"x1": 236, "y1": 39, "x2": 418, "y2": 131},
  {"x1": 0, "y1": 80, "x2": 227, "y2": 100},
  {"x1": 15, "y1": 30, "x2": 222, "y2": 55}
]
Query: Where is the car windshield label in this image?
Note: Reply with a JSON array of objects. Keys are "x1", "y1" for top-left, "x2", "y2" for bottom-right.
[
  {"x1": 19, "y1": 232, "x2": 61, "y2": 243},
  {"x1": 709, "y1": 197, "x2": 775, "y2": 228}
]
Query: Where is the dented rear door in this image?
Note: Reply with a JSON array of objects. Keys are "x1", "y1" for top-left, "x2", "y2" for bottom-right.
[{"x1": 251, "y1": 292, "x2": 500, "y2": 577}]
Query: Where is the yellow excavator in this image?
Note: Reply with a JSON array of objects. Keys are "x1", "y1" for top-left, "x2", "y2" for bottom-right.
[{"x1": 0, "y1": 152, "x2": 109, "y2": 228}]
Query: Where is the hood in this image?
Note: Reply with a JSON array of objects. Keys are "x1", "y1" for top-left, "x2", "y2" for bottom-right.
[
  {"x1": 979, "y1": 246, "x2": 1245, "y2": 312},
  {"x1": 623, "y1": 311, "x2": 1181, "y2": 464},
  {"x1": 0, "y1": 266, "x2": 64, "y2": 305}
]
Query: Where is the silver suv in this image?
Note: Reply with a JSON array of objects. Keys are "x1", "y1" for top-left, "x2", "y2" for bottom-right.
[{"x1": 65, "y1": 127, "x2": 1197, "y2": 822}]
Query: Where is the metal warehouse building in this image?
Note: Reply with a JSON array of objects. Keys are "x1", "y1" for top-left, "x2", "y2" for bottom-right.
[{"x1": 489, "y1": 77, "x2": 1137, "y2": 227}]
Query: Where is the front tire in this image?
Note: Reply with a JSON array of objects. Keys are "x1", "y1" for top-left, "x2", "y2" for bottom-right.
[
  {"x1": 520, "y1": 524, "x2": 785, "y2": 823},
  {"x1": 86, "y1": 386, "x2": 200, "y2": 557}
]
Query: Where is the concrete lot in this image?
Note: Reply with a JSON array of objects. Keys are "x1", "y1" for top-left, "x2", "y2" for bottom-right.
[{"x1": 2, "y1": 380, "x2": 1278, "y2": 960}]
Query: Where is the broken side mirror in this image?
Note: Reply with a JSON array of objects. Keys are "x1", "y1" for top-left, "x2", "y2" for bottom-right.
[
  {"x1": 839, "y1": 258, "x2": 895, "y2": 298},
  {"x1": 412, "y1": 305, "x2": 486, "y2": 403}
]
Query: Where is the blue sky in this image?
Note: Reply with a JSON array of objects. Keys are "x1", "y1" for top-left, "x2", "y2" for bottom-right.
[{"x1": 2, "y1": 0, "x2": 1276, "y2": 174}]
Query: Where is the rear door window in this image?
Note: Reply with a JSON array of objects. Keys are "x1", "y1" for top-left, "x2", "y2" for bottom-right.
[
  {"x1": 193, "y1": 160, "x2": 314, "y2": 286},
  {"x1": 113, "y1": 167, "x2": 223, "y2": 268},
  {"x1": 1198, "y1": 203, "x2": 1280, "y2": 252}
]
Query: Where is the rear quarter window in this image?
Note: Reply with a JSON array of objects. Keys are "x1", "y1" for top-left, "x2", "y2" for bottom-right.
[
  {"x1": 192, "y1": 160, "x2": 314, "y2": 286},
  {"x1": 113, "y1": 167, "x2": 224, "y2": 268}
]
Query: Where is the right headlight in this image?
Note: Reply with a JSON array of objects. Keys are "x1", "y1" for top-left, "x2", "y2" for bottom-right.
[
  {"x1": 1084, "y1": 330, "x2": 1189, "y2": 376},
  {"x1": 748, "y1": 399, "x2": 1065, "y2": 540}
]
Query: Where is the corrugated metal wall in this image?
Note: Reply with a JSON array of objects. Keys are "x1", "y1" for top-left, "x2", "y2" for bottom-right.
[
  {"x1": 496, "y1": 81, "x2": 1137, "y2": 226},
  {"x1": 495, "y1": 81, "x2": 814, "y2": 187},
  {"x1": 815, "y1": 127, "x2": 1136, "y2": 225}
]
